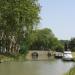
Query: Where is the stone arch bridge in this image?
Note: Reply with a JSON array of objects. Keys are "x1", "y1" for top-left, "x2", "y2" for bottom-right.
[{"x1": 26, "y1": 50, "x2": 52, "y2": 60}]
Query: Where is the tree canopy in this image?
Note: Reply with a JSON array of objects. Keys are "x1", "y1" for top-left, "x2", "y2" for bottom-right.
[
  {"x1": 0, "y1": 0, "x2": 40, "y2": 54},
  {"x1": 69, "y1": 38, "x2": 75, "y2": 51},
  {"x1": 60, "y1": 38, "x2": 75, "y2": 52},
  {"x1": 29, "y1": 28, "x2": 64, "y2": 51}
]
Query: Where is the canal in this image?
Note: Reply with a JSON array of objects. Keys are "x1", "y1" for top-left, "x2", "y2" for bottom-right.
[{"x1": 0, "y1": 59, "x2": 74, "y2": 75}]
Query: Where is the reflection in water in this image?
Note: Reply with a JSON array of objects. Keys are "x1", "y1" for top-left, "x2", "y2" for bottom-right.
[{"x1": 0, "y1": 59, "x2": 74, "y2": 75}]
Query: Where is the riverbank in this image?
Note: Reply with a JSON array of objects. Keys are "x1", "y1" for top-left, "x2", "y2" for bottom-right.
[
  {"x1": 0, "y1": 54, "x2": 26, "y2": 63},
  {"x1": 0, "y1": 52, "x2": 75, "y2": 62},
  {"x1": 64, "y1": 67, "x2": 75, "y2": 75},
  {"x1": 0, "y1": 54, "x2": 14, "y2": 63},
  {"x1": 72, "y1": 52, "x2": 75, "y2": 61}
]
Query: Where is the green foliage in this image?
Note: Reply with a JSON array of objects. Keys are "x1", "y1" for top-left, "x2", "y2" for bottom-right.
[
  {"x1": 19, "y1": 43, "x2": 28, "y2": 55},
  {"x1": 29, "y1": 28, "x2": 64, "y2": 51},
  {"x1": 0, "y1": 0, "x2": 40, "y2": 54},
  {"x1": 71, "y1": 48, "x2": 75, "y2": 52},
  {"x1": 19, "y1": 39, "x2": 28, "y2": 54},
  {"x1": 0, "y1": 0, "x2": 40, "y2": 31},
  {"x1": 69, "y1": 38, "x2": 75, "y2": 51},
  {"x1": 60, "y1": 39, "x2": 75, "y2": 52},
  {"x1": 55, "y1": 44, "x2": 64, "y2": 52}
]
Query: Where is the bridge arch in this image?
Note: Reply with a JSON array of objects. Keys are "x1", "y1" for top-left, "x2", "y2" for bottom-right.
[{"x1": 32, "y1": 52, "x2": 38, "y2": 59}]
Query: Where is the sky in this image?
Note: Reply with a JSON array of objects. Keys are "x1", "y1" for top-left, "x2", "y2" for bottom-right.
[{"x1": 39, "y1": 0, "x2": 75, "y2": 40}]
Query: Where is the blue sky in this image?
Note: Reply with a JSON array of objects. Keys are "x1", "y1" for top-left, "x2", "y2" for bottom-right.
[{"x1": 39, "y1": 0, "x2": 75, "y2": 40}]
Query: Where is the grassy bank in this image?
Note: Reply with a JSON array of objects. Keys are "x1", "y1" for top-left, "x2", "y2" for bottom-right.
[
  {"x1": 72, "y1": 52, "x2": 75, "y2": 61},
  {"x1": 0, "y1": 54, "x2": 26, "y2": 62},
  {"x1": 64, "y1": 67, "x2": 75, "y2": 75},
  {"x1": 0, "y1": 54, "x2": 14, "y2": 62}
]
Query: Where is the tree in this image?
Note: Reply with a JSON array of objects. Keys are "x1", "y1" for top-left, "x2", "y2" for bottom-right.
[
  {"x1": 29, "y1": 28, "x2": 63, "y2": 51},
  {"x1": 0, "y1": 0, "x2": 40, "y2": 54},
  {"x1": 69, "y1": 38, "x2": 75, "y2": 51},
  {"x1": 55, "y1": 43, "x2": 64, "y2": 52}
]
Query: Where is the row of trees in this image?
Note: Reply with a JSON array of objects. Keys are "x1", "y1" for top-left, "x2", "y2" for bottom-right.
[
  {"x1": 28, "y1": 28, "x2": 64, "y2": 52},
  {"x1": 28, "y1": 28, "x2": 75, "y2": 52}
]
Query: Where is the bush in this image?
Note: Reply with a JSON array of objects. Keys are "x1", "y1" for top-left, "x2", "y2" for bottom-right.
[{"x1": 19, "y1": 41, "x2": 28, "y2": 55}]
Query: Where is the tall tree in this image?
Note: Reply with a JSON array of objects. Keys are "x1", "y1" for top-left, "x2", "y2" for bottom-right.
[{"x1": 0, "y1": 0, "x2": 40, "y2": 54}]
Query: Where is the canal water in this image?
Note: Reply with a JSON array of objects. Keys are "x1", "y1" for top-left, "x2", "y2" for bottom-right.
[{"x1": 0, "y1": 59, "x2": 74, "y2": 75}]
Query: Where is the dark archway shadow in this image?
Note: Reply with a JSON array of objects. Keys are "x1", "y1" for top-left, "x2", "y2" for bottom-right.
[
  {"x1": 32, "y1": 52, "x2": 38, "y2": 60},
  {"x1": 47, "y1": 52, "x2": 51, "y2": 58}
]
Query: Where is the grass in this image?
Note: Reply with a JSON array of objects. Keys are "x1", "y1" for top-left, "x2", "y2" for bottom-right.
[
  {"x1": 64, "y1": 67, "x2": 75, "y2": 75},
  {"x1": 72, "y1": 52, "x2": 75, "y2": 61},
  {"x1": 0, "y1": 53, "x2": 27, "y2": 62},
  {"x1": 72, "y1": 52, "x2": 75, "y2": 58}
]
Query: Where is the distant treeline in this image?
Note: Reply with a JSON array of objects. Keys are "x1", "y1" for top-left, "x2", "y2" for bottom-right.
[{"x1": 60, "y1": 38, "x2": 75, "y2": 52}]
